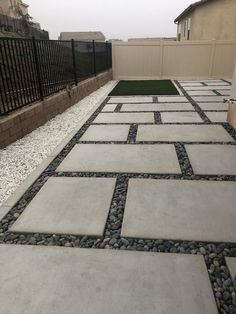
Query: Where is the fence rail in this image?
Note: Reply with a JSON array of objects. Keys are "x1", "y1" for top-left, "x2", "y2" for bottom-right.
[{"x1": 0, "y1": 37, "x2": 112, "y2": 115}]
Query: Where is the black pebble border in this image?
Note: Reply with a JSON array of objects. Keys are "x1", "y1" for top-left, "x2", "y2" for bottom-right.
[{"x1": 1, "y1": 79, "x2": 236, "y2": 313}]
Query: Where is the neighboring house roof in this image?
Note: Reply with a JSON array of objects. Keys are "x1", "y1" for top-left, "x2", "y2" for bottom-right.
[
  {"x1": 174, "y1": 0, "x2": 216, "y2": 23},
  {"x1": 60, "y1": 32, "x2": 106, "y2": 41}
]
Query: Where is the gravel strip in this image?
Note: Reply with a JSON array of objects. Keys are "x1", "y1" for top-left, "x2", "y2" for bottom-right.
[{"x1": 0, "y1": 81, "x2": 117, "y2": 207}]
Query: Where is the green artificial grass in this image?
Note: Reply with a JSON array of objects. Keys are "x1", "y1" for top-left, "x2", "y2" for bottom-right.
[{"x1": 109, "y1": 80, "x2": 179, "y2": 96}]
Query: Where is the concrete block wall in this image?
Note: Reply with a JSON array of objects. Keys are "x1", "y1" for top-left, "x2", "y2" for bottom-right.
[{"x1": 0, "y1": 70, "x2": 112, "y2": 149}]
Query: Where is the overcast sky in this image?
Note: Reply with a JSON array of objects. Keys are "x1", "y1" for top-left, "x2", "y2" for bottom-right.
[{"x1": 26, "y1": 0, "x2": 194, "y2": 40}]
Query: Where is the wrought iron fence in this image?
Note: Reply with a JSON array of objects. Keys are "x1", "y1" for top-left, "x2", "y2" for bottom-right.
[{"x1": 0, "y1": 37, "x2": 112, "y2": 115}]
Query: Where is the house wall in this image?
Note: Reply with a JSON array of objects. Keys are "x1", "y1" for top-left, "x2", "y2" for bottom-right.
[
  {"x1": 112, "y1": 40, "x2": 236, "y2": 80},
  {"x1": 0, "y1": 0, "x2": 28, "y2": 18},
  {"x1": 177, "y1": 0, "x2": 236, "y2": 41}
]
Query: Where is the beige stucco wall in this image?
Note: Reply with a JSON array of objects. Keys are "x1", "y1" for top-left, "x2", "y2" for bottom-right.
[
  {"x1": 0, "y1": 0, "x2": 28, "y2": 18},
  {"x1": 177, "y1": 0, "x2": 236, "y2": 41},
  {"x1": 112, "y1": 40, "x2": 236, "y2": 80}
]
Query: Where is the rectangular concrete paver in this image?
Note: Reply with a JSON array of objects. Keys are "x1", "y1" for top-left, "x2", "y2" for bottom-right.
[
  {"x1": 185, "y1": 144, "x2": 236, "y2": 175},
  {"x1": 121, "y1": 179, "x2": 236, "y2": 242},
  {"x1": 121, "y1": 103, "x2": 194, "y2": 112},
  {"x1": 93, "y1": 113, "x2": 154, "y2": 124},
  {"x1": 215, "y1": 90, "x2": 230, "y2": 96},
  {"x1": 187, "y1": 90, "x2": 216, "y2": 96},
  {"x1": 180, "y1": 82, "x2": 204, "y2": 87},
  {"x1": 102, "y1": 104, "x2": 117, "y2": 112},
  {"x1": 161, "y1": 112, "x2": 203, "y2": 123},
  {"x1": 198, "y1": 102, "x2": 229, "y2": 111},
  {"x1": 192, "y1": 96, "x2": 225, "y2": 102},
  {"x1": 56, "y1": 144, "x2": 181, "y2": 174},
  {"x1": 80, "y1": 125, "x2": 130, "y2": 141},
  {"x1": 108, "y1": 97, "x2": 153, "y2": 103},
  {"x1": 205, "y1": 82, "x2": 230, "y2": 86},
  {"x1": 158, "y1": 96, "x2": 188, "y2": 102},
  {"x1": 0, "y1": 245, "x2": 218, "y2": 314},
  {"x1": 205, "y1": 111, "x2": 228, "y2": 122},
  {"x1": 136, "y1": 125, "x2": 234, "y2": 142},
  {"x1": 10, "y1": 177, "x2": 116, "y2": 236},
  {"x1": 184, "y1": 86, "x2": 231, "y2": 91}
]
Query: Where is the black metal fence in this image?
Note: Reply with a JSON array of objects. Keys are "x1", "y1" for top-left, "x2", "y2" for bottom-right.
[
  {"x1": 0, "y1": 13, "x2": 49, "y2": 40},
  {"x1": 0, "y1": 37, "x2": 112, "y2": 115}
]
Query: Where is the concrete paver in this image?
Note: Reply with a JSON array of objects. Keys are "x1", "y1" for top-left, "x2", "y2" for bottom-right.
[
  {"x1": 225, "y1": 257, "x2": 236, "y2": 285},
  {"x1": 192, "y1": 96, "x2": 225, "y2": 102},
  {"x1": 102, "y1": 104, "x2": 117, "y2": 112},
  {"x1": 161, "y1": 112, "x2": 203, "y2": 123},
  {"x1": 108, "y1": 97, "x2": 153, "y2": 103},
  {"x1": 121, "y1": 179, "x2": 236, "y2": 242},
  {"x1": 136, "y1": 125, "x2": 233, "y2": 142},
  {"x1": 205, "y1": 111, "x2": 228, "y2": 122},
  {"x1": 0, "y1": 245, "x2": 218, "y2": 314},
  {"x1": 158, "y1": 96, "x2": 188, "y2": 102},
  {"x1": 121, "y1": 103, "x2": 194, "y2": 111},
  {"x1": 93, "y1": 112, "x2": 154, "y2": 124},
  {"x1": 10, "y1": 177, "x2": 116, "y2": 236},
  {"x1": 80, "y1": 125, "x2": 130, "y2": 141},
  {"x1": 198, "y1": 102, "x2": 229, "y2": 111},
  {"x1": 186, "y1": 144, "x2": 236, "y2": 175},
  {"x1": 56, "y1": 144, "x2": 181, "y2": 174}
]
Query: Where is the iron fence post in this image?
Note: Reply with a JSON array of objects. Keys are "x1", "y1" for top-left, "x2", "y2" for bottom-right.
[
  {"x1": 71, "y1": 39, "x2": 78, "y2": 85},
  {"x1": 92, "y1": 40, "x2": 97, "y2": 76},
  {"x1": 32, "y1": 36, "x2": 43, "y2": 101}
]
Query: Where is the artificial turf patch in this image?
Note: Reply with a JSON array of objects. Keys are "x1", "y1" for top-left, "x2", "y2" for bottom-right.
[{"x1": 109, "y1": 80, "x2": 179, "y2": 96}]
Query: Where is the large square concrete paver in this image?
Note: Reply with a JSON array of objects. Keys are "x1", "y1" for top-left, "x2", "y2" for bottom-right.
[
  {"x1": 80, "y1": 125, "x2": 130, "y2": 141},
  {"x1": 56, "y1": 144, "x2": 181, "y2": 174},
  {"x1": 121, "y1": 179, "x2": 236, "y2": 242},
  {"x1": 205, "y1": 111, "x2": 227, "y2": 123},
  {"x1": 0, "y1": 245, "x2": 218, "y2": 314},
  {"x1": 136, "y1": 125, "x2": 234, "y2": 142},
  {"x1": 158, "y1": 96, "x2": 188, "y2": 102},
  {"x1": 10, "y1": 177, "x2": 116, "y2": 236},
  {"x1": 108, "y1": 96, "x2": 153, "y2": 103},
  {"x1": 93, "y1": 113, "x2": 154, "y2": 124},
  {"x1": 161, "y1": 112, "x2": 203, "y2": 123},
  {"x1": 185, "y1": 144, "x2": 236, "y2": 175},
  {"x1": 198, "y1": 102, "x2": 229, "y2": 111},
  {"x1": 121, "y1": 103, "x2": 194, "y2": 112}
]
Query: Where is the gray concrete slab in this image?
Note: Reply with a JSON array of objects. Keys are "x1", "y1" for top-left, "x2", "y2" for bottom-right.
[
  {"x1": 93, "y1": 113, "x2": 154, "y2": 124},
  {"x1": 192, "y1": 96, "x2": 225, "y2": 102},
  {"x1": 225, "y1": 257, "x2": 236, "y2": 285},
  {"x1": 187, "y1": 90, "x2": 216, "y2": 96},
  {"x1": 186, "y1": 144, "x2": 236, "y2": 175},
  {"x1": 80, "y1": 125, "x2": 130, "y2": 141},
  {"x1": 0, "y1": 245, "x2": 218, "y2": 314},
  {"x1": 215, "y1": 90, "x2": 230, "y2": 96},
  {"x1": 121, "y1": 103, "x2": 194, "y2": 112},
  {"x1": 161, "y1": 112, "x2": 203, "y2": 123},
  {"x1": 108, "y1": 97, "x2": 153, "y2": 103},
  {"x1": 180, "y1": 82, "x2": 204, "y2": 87},
  {"x1": 198, "y1": 102, "x2": 229, "y2": 111},
  {"x1": 205, "y1": 112, "x2": 228, "y2": 122},
  {"x1": 121, "y1": 179, "x2": 236, "y2": 242},
  {"x1": 205, "y1": 82, "x2": 230, "y2": 86},
  {"x1": 10, "y1": 177, "x2": 116, "y2": 236},
  {"x1": 184, "y1": 86, "x2": 231, "y2": 91},
  {"x1": 136, "y1": 125, "x2": 233, "y2": 142},
  {"x1": 158, "y1": 96, "x2": 188, "y2": 102},
  {"x1": 102, "y1": 104, "x2": 117, "y2": 112},
  {"x1": 56, "y1": 144, "x2": 181, "y2": 174}
]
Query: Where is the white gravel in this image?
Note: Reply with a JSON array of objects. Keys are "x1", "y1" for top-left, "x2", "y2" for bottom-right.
[{"x1": 0, "y1": 80, "x2": 117, "y2": 207}]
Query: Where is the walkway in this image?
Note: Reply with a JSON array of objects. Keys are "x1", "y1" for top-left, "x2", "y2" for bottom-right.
[{"x1": 0, "y1": 79, "x2": 236, "y2": 314}]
